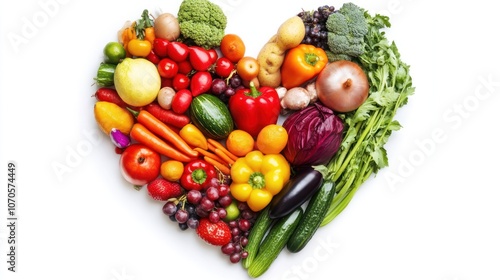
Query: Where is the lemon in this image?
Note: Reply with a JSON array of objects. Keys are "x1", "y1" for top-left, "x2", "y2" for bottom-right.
[
  {"x1": 114, "y1": 58, "x2": 161, "y2": 107},
  {"x1": 94, "y1": 101, "x2": 134, "y2": 135}
]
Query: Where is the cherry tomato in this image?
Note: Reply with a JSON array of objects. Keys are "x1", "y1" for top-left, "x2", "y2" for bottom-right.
[
  {"x1": 172, "y1": 73, "x2": 190, "y2": 91},
  {"x1": 161, "y1": 77, "x2": 173, "y2": 88},
  {"x1": 171, "y1": 89, "x2": 192, "y2": 114},
  {"x1": 215, "y1": 57, "x2": 235, "y2": 78},
  {"x1": 146, "y1": 49, "x2": 161, "y2": 65},
  {"x1": 177, "y1": 60, "x2": 193, "y2": 75},
  {"x1": 157, "y1": 58, "x2": 179, "y2": 79},
  {"x1": 220, "y1": 34, "x2": 245, "y2": 63},
  {"x1": 236, "y1": 56, "x2": 260, "y2": 82},
  {"x1": 189, "y1": 46, "x2": 213, "y2": 72},
  {"x1": 207, "y1": 48, "x2": 218, "y2": 64},
  {"x1": 128, "y1": 39, "x2": 152, "y2": 58},
  {"x1": 167, "y1": 42, "x2": 189, "y2": 62},
  {"x1": 153, "y1": 38, "x2": 169, "y2": 58},
  {"x1": 190, "y1": 71, "x2": 212, "y2": 97}
]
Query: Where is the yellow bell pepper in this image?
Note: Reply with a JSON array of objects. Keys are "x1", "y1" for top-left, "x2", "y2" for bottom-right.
[{"x1": 230, "y1": 150, "x2": 291, "y2": 212}]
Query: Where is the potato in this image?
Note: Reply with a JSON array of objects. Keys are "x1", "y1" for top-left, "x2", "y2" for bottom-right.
[
  {"x1": 257, "y1": 41, "x2": 285, "y2": 87},
  {"x1": 276, "y1": 16, "x2": 306, "y2": 51},
  {"x1": 255, "y1": 16, "x2": 305, "y2": 87}
]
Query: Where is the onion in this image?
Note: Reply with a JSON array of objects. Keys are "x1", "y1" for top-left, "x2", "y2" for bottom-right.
[
  {"x1": 154, "y1": 13, "x2": 180, "y2": 41},
  {"x1": 282, "y1": 102, "x2": 344, "y2": 167},
  {"x1": 315, "y1": 60, "x2": 369, "y2": 112}
]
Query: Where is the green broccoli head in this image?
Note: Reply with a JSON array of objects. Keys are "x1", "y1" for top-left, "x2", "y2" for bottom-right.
[
  {"x1": 178, "y1": 21, "x2": 225, "y2": 50},
  {"x1": 177, "y1": 0, "x2": 227, "y2": 49},
  {"x1": 325, "y1": 2, "x2": 368, "y2": 58},
  {"x1": 338, "y1": 2, "x2": 368, "y2": 37}
]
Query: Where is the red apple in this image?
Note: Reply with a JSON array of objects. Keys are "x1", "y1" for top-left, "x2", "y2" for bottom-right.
[{"x1": 119, "y1": 144, "x2": 161, "y2": 186}]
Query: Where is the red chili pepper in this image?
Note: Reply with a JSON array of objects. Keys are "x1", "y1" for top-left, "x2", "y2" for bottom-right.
[
  {"x1": 94, "y1": 88, "x2": 128, "y2": 108},
  {"x1": 228, "y1": 82, "x2": 281, "y2": 138},
  {"x1": 144, "y1": 102, "x2": 190, "y2": 128},
  {"x1": 180, "y1": 159, "x2": 218, "y2": 191},
  {"x1": 189, "y1": 46, "x2": 213, "y2": 71}
]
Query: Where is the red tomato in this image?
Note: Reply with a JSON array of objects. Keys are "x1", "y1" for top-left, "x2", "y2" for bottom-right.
[
  {"x1": 207, "y1": 48, "x2": 218, "y2": 64},
  {"x1": 157, "y1": 58, "x2": 179, "y2": 79},
  {"x1": 236, "y1": 56, "x2": 260, "y2": 82},
  {"x1": 177, "y1": 60, "x2": 193, "y2": 75},
  {"x1": 215, "y1": 57, "x2": 235, "y2": 78},
  {"x1": 146, "y1": 49, "x2": 161, "y2": 65},
  {"x1": 190, "y1": 71, "x2": 212, "y2": 97},
  {"x1": 153, "y1": 38, "x2": 169, "y2": 58},
  {"x1": 172, "y1": 73, "x2": 190, "y2": 91},
  {"x1": 189, "y1": 46, "x2": 213, "y2": 71},
  {"x1": 171, "y1": 89, "x2": 192, "y2": 114},
  {"x1": 167, "y1": 42, "x2": 189, "y2": 62},
  {"x1": 119, "y1": 144, "x2": 161, "y2": 186}
]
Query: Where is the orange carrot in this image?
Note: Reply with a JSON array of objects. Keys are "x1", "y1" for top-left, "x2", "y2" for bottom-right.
[
  {"x1": 136, "y1": 110, "x2": 199, "y2": 158},
  {"x1": 204, "y1": 156, "x2": 231, "y2": 175},
  {"x1": 194, "y1": 148, "x2": 226, "y2": 163},
  {"x1": 207, "y1": 139, "x2": 238, "y2": 162},
  {"x1": 130, "y1": 123, "x2": 193, "y2": 162},
  {"x1": 214, "y1": 148, "x2": 235, "y2": 165}
]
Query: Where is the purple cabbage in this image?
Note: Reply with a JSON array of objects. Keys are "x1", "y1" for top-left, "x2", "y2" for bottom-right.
[{"x1": 282, "y1": 103, "x2": 344, "y2": 167}]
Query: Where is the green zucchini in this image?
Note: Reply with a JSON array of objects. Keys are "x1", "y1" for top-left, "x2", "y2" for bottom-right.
[
  {"x1": 242, "y1": 206, "x2": 273, "y2": 269},
  {"x1": 190, "y1": 94, "x2": 234, "y2": 140},
  {"x1": 287, "y1": 180, "x2": 336, "y2": 253},
  {"x1": 247, "y1": 207, "x2": 303, "y2": 278},
  {"x1": 95, "y1": 63, "x2": 116, "y2": 86}
]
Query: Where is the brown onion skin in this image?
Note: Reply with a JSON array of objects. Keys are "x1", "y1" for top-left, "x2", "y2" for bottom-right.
[{"x1": 315, "y1": 60, "x2": 369, "y2": 112}]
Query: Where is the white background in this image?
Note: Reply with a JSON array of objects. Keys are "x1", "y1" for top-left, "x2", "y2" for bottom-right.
[{"x1": 1, "y1": 0, "x2": 499, "y2": 280}]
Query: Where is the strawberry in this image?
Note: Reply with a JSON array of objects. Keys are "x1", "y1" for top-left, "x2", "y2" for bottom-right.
[
  {"x1": 196, "y1": 218, "x2": 232, "y2": 246},
  {"x1": 147, "y1": 178, "x2": 183, "y2": 200}
]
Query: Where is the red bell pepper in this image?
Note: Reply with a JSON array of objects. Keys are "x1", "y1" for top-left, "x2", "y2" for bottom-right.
[
  {"x1": 180, "y1": 159, "x2": 217, "y2": 191},
  {"x1": 228, "y1": 82, "x2": 281, "y2": 138}
]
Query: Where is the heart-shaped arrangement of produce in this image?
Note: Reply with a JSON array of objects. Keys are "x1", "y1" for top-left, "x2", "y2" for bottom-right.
[{"x1": 92, "y1": 0, "x2": 414, "y2": 277}]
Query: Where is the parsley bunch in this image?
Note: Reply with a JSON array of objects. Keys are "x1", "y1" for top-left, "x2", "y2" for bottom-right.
[{"x1": 318, "y1": 11, "x2": 415, "y2": 226}]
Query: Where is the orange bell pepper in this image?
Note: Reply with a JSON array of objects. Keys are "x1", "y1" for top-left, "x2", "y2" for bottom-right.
[{"x1": 280, "y1": 44, "x2": 328, "y2": 89}]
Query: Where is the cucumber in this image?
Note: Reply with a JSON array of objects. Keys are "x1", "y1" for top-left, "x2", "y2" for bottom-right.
[
  {"x1": 190, "y1": 94, "x2": 234, "y2": 140},
  {"x1": 247, "y1": 207, "x2": 303, "y2": 278},
  {"x1": 95, "y1": 63, "x2": 116, "y2": 86},
  {"x1": 287, "y1": 180, "x2": 336, "y2": 253},
  {"x1": 242, "y1": 206, "x2": 273, "y2": 269}
]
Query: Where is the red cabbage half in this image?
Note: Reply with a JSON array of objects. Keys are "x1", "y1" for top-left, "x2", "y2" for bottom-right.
[{"x1": 282, "y1": 103, "x2": 344, "y2": 167}]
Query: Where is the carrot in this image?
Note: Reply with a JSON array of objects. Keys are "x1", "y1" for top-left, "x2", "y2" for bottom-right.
[
  {"x1": 194, "y1": 148, "x2": 226, "y2": 164},
  {"x1": 130, "y1": 123, "x2": 193, "y2": 162},
  {"x1": 136, "y1": 110, "x2": 199, "y2": 158},
  {"x1": 204, "y1": 156, "x2": 231, "y2": 175},
  {"x1": 214, "y1": 148, "x2": 235, "y2": 165},
  {"x1": 207, "y1": 139, "x2": 238, "y2": 162}
]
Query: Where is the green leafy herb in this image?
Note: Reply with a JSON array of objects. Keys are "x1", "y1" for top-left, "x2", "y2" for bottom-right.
[{"x1": 319, "y1": 10, "x2": 415, "y2": 226}]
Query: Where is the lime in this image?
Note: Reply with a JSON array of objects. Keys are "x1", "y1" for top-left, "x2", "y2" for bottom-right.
[{"x1": 103, "y1": 42, "x2": 126, "y2": 64}]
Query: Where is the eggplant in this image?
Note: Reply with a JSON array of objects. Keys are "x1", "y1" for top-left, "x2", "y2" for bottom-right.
[{"x1": 269, "y1": 166, "x2": 324, "y2": 219}]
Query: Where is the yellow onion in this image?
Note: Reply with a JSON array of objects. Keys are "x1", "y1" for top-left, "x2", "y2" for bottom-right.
[{"x1": 282, "y1": 102, "x2": 344, "y2": 167}]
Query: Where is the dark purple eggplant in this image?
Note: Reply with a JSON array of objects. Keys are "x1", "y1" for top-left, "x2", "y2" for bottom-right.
[{"x1": 269, "y1": 166, "x2": 324, "y2": 219}]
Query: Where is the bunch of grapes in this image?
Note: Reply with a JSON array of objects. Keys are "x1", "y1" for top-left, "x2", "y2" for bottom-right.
[
  {"x1": 297, "y1": 5, "x2": 336, "y2": 49},
  {"x1": 221, "y1": 202, "x2": 256, "y2": 263},
  {"x1": 162, "y1": 177, "x2": 233, "y2": 230},
  {"x1": 210, "y1": 73, "x2": 245, "y2": 103}
]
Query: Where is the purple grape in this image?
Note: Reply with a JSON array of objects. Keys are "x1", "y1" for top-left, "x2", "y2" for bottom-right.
[
  {"x1": 238, "y1": 219, "x2": 251, "y2": 232},
  {"x1": 211, "y1": 78, "x2": 228, "y2": 95},
  {"x1": 218, "y1": 195, "x2": 232, "y2": 208},
  {"x1": 229, "y1": 75, "x2": 242, "y2": 88},
  {"x1": 205, "y1": 186, "x2": 220, "y2": 201},
  {"x1": 175, "y1": 209, "x2": 189, "y2": 224},
  {"x1": 187, "y1": 190, "x2": 202, "y2": 205},
  {"x1": 229, "y1": 253, "x2": 241, "y2": 263},
  {"x1": 162, "y1": 202, "x2": 177, "y2": 216},
  {"x1": 209, "y1": 211, "x2": 220, "y2": 223},
  {"x1": 221, "y1": 243, "x2": 235, "y2": 255},
  {"x1": 187, "y1": 218, "x2": 199, "y2": 229},
  {"x1": 200, "y1": 197, "x2": 215, "y2": 211}
]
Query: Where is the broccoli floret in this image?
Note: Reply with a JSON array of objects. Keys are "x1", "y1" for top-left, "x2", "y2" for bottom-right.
[
  {"x1": 177, "y1": 0, "x2": 227, "y2": 49},
  {"x1": 325, "y1": 2, "x2": 368, "y2": 60}
]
